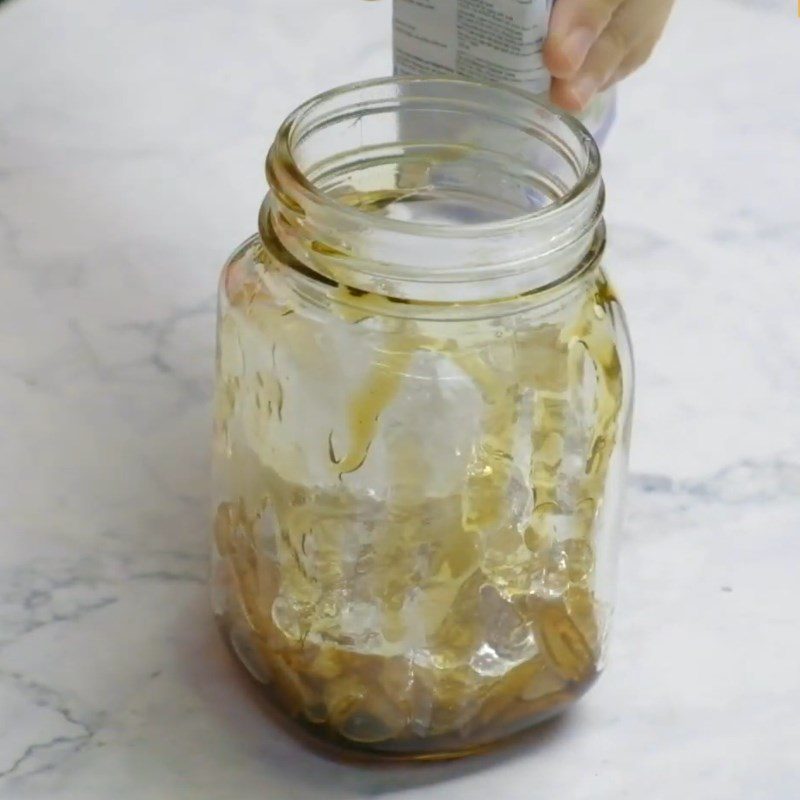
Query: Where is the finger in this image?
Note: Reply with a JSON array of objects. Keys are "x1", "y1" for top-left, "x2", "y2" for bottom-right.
[
  {"x1": 544, "y1": 0, "x2": 627, "y2": 78},
  {"x1": 599, "y1": 39, "x2": 657, "y2": 90},
  {"x1": 596, "y1": 0, "x2": 675, "y2": 90},
  {"x1": 550, "y1": 23, "x2": 629, "y2": 111},
  {"x1": 551, "y1": 0, "x2": 670, "y2": 112}
]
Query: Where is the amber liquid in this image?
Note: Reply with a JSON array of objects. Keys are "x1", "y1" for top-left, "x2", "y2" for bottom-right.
[{"x1": 213, "y1": 214, "x2": 625, "y2": 760}]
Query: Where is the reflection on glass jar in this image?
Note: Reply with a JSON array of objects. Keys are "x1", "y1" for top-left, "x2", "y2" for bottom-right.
[{"x1": 212, "y1": 78, "x2": 634, "y2": 760}]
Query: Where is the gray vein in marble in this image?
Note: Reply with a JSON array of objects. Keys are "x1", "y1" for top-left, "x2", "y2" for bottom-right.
[
  {"x1": 0, "y1": 553, "x2": 207, "y2": 651},
  {"x1": 112, "y1": 298, "x2": 216, "y2": 395},
  {"x1": 630, "y1": 457, "x2": 800, "y2": 505},
  {"x1": 0, "y1": 672, "x2": 97, "y2": 782}
]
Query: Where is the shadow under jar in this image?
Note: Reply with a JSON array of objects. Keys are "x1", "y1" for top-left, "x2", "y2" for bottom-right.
[{"x1": 212, "y1": 77, "x2": 634, "y2": 761}]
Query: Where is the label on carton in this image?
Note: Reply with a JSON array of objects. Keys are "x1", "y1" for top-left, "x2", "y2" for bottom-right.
[{"x1": 393, "y1": 0, "x2": 553, "y2": 95}]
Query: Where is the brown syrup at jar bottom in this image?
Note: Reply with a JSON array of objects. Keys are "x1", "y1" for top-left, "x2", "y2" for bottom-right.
[{"x1": 218, "y1": 609, "x2": 598, "y2": 762}]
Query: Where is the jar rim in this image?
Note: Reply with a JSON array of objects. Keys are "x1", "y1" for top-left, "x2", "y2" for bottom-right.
[{"x1": 269, "y1": 76, "x2": 601, "y2": 240}]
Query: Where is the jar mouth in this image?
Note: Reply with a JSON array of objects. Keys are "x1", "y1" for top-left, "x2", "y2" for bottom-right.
[
  {"x1": 264, "y1": 77, "x2": 604, "y2": 302},
  {"x1": 269, "y1": 76, "x2": 601, "y2": 238}
]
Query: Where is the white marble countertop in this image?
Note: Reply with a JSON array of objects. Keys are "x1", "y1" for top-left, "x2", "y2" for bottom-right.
[{"x1": 1, "y1": 0, "x2": 799, "y2": 797}]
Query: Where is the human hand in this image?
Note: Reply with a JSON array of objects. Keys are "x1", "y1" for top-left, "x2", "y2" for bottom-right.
[{"x1": 544, "y1": 0, "x2": 675, "y2": 111}]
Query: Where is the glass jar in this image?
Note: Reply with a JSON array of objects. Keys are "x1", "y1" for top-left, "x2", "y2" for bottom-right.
[{"x1": 212, "y1": 77, "x2": 633, "y2": 760}]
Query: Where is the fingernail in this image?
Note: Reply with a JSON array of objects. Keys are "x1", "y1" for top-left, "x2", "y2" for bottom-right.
[
  {"x1": 570, "y1": 74, "x2": 599, "y2": 108},
  {"x1": 561, "y1": 27, "x2": 595, "y2": 72}
]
